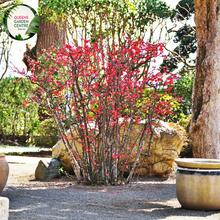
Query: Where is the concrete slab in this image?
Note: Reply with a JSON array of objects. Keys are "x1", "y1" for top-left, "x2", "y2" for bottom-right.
[{"x1": 0, "y1": 197, "x2": 9, "y2": 220}]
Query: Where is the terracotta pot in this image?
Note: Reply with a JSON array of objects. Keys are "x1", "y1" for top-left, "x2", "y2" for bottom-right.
[
  {"x1": 0, "y1": 155, "x2": 9, "y2": 195},
  {"x1": 175, "y1": 158, "x2": 220, "y2": 210}
]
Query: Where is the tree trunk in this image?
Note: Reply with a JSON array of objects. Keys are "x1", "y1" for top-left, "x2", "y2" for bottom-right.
[
  {"x1": 12, "y1": 124, "x2": 15, "y2": 142},
  {"x1": 35, "y1": 16, "x2": 65, "y2": 57},
  {"x1": 190, "y1": 0, "x2": 220, "y2": 158},
  {"x1": 0, "y1": 129, "x2": 6, "y2": 143},
  {"x1": 23, "y1": 112, "x2": 26, "y2": 136},
  {"x1": 31, "y1": 131, "x2": 33, "y2": 143}
]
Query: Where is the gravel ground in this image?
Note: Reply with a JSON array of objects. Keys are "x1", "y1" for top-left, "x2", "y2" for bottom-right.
[{"x1": 1, "y1": 156, "x2": 220, "y2": 220}]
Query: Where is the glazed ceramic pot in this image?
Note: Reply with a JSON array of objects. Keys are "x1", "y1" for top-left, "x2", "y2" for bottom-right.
[
  {"x1": 175, "y1": 158, "x2": 220, "y2": 210},
  {"x1": 0, "y1": 155, "x2": 9, "y2": 194}
]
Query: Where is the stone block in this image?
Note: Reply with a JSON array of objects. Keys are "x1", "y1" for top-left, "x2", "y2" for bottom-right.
[{"x1": 0, "y1": 197, "x2": 9, "y2": 220}]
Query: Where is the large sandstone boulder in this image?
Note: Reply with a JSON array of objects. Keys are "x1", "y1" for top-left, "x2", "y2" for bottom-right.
[
  {"x1": 52, "y1": 121, "x2": 184, "y2": 177},
  {"x1": 52, "y1": 131, "x2": 82, "y2": 174},
  {"x1": 130, "y1": 120, "x2": 184, "y2": 177}
]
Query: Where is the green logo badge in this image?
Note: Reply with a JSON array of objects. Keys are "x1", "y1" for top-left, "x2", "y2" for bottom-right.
[{"x1": 3, "y1": 4, "x2": 39, "y2": 41}]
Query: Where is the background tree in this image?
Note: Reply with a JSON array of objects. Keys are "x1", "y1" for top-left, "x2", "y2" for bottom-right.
[
  {"x1": 161, "y1": 0, "x2": 196, "y2": 74},
  {"x1": 22, "y1": 0, "x2": 65, "y2": 74},
  {"x1": 35, "y1": 0, "x2": 65, "y2": 58},
  {"x1": 158, "y1": 0, "x2": 195, "y2": 133},
  {"x1": 38, "y1": 0, "x2": 172, "y2": 48},
  {"x1": 190, "y1": 0, "x2": 220, "y2": 158}
]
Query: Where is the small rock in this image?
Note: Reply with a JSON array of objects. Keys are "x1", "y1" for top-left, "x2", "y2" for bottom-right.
[
  {"x1": 35, "y1": 158, "x2": 61, "y2": 180},
  {"x1": 47, "y1": 158, "x2": 61, "y2": 179},
  {"x1": 35, "y1": 160, "x2": 49, "y2": 180}
]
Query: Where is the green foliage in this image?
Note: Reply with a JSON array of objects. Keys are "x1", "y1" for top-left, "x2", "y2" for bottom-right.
[
  {"x1": 167, "y1": 74, "x2": 193, "y2": 122},
  {"x1": 178, "y1": 113, "x2": 191, "y2": 131},
  {"x1": 136, "y1": 0, "x2": 171, "y2": 22},
  {"x1": 0, "y1": 76, "x2": 59, "y2": 146},
  {"x1": 173, "y1": 74, "x2": 193, "y2": 112},
  {"x1": 58, "y1": 167, "x2": 74, "y2": 179},
  {"x1": 142, "y1": 74, "x2": 193, "y2": 123},
  {"x1": 171, "y1": 0, "x2": 194, "y2": 21},
  {"x1": 35, "y1": 118, "x2": 58, "y2": 137},
  {"x1": 38, "y1": 0, "x2": 171, "y2": 43},
  {"x1": 0, "y1": 76, "x2": 39, "y2": 137},
  {"x1": 135, "y1": 88, "x2": 179, "y2": 121},
  {"x1": 34, "y1": 118, "x2": 70, "y2": 147},
  {"x1": 34, "y1": 135, "x2": 58, "y2": 147},
  {"x1": 159, "y1": 94, "x2": 181, "y2": 121}
]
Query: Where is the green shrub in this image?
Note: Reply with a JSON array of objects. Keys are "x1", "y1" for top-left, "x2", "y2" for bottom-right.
[
  {"x1": 35, "y1": 118, "x2": 58, "y2": 137},
  {"x1": 34, "y1": 118, "x2": 59, "y2": 147},
  {"x1": 171, "y1": 74, "x2": 194, "y2": 118}
]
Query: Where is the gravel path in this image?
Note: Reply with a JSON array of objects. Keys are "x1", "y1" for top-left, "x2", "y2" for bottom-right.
[{"x1": 2, "y1": 156, "x2": 220, "y2": 220}]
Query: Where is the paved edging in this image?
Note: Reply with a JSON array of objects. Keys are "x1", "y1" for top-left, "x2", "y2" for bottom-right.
[
  {"x1": 0, "y1": 197, "x2": 9, "y2": 220},
  {"x1": 0, "y1": 147, "x2": 51, "y2": 154}
]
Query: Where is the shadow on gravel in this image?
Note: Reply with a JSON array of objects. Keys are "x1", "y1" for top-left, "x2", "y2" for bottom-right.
[
  {"x1": 2, "y1": 183, "x2": 220, "y2": 220},
  {"x1": 140, "y1": 205, "x2": 218, "y2": 219}
]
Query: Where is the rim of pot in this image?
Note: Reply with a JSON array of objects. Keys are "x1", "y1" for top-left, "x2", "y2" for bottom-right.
[{"x1": 175, "y1": 158, "x2": 220, "y2": 169}]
